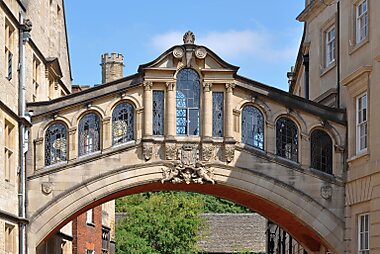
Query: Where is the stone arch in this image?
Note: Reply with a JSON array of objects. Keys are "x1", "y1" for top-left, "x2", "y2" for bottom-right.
[
  {"x1": 70, "y1": 106, "x2": 105, "y2": 127},
  {"x1": 308, "y1": 122, "x2": 343, "y2": 149},
  {"x1": 174, "y1": 66, "x2": 202, "y2": 81},
  {"x1": 105, "y1": 95, "x2": 141, "y2": 116},
  {"x1": 28, "y1": 164, "x2": 344, "y2": 253},
  {"x1": 37, "y1": 116, "x2": 71, "y2": 140},
  {"x1": 272, "y1": 110, "x2": 308, "y2": 135}
]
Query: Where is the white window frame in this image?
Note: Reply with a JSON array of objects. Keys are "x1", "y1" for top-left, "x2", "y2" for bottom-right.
[
  {"x1": 325, "y1": 25, "x2": 336, "y2": 67},
  {"x1": 358, "y1": 213, "x2": 369, "y2": 254},
  {"x1": 356, "y1": 0, "x2": 368, "y2": 44},
  {"x1": 356, "y1": 92, "x2": 368, "y2": 153},
  {"x1": 86, "y1": 208, "x2": 94, "y2": 225},
  {"x1": 86, "y1": 250, "x2": 95, "y2": 254}
]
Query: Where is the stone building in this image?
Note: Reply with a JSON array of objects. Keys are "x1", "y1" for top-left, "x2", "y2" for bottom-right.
[
  {"x1": 0, "y1": 0, "x2": 114, "y2": 254},
  {"x1": 292, "y1": 0, "x2": 380, "y2": 252}
]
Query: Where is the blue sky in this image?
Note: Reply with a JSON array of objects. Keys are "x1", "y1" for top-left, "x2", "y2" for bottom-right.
[{"x1": 65, "y1": 1, "x2": 304, "y2": 91}]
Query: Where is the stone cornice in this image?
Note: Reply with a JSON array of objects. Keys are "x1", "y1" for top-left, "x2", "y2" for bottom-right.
[{"x1": 341, "y1": 66, "x2": 372, "y2": 87}]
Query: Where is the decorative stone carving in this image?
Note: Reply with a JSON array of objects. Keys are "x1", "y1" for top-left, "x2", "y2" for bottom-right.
[
  {"x1": 320, "y1": 184, "x2": 333, "y2": 200},
  {"x1": 143, "y1": 81, "x2": 153, "y2": 91},
  {"x1": 41, "y1": 182, "x2": 52, "y2": 195},
  {"x1": 183, "y1": 31, "x2": 195, "y2": 44},
  {"x1": 195, "y1": 47, "x2": 207, "y2": 59},
  {"x1": 166, "y1": 82, "x2": 175, "y2": 91},
  {"x1": 165, "y1": 143, "x2": 177, "y2": 160},
  {"x1": 162, "y1": 144, "x2": 215, "y2": 184},
  {"x1": 203, "y1": 82, "x2": 213, "y2": 92},
  {"x1": 225, "y1": 83, "x2": 236, "y2": 93},
  {"x1": 202, "y1": 143, "x2": 214, "y2": 161},
  {"x1": 143, "y1": 143, "x2": 153, "y2": 161},
  {"x1": 173, "y1": 47, "x2": 184, "y2": 59},
  {"x1": 224, "y1": 144, "x2": 235, "y2": 163}
]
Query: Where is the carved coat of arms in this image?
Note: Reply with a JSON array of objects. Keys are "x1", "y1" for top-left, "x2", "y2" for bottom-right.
[{"x1": 161, "y1": 144, "x2": 215, "y2": 184}]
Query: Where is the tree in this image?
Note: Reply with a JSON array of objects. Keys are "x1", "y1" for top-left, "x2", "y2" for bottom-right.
[{"x1": 116, "y1": 192, "x2": 205, "y2": 254}]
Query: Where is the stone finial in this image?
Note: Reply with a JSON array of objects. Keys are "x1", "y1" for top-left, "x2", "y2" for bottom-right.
[{"x1": 183, "y1": 31, "x2": 195, "y2": 44}]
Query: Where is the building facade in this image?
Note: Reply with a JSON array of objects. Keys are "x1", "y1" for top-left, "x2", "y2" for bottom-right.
[{"x1": 292, "y1": 0, "x2": 380, "y2": 252}]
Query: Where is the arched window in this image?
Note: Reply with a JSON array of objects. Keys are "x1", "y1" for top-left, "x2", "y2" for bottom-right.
[
  {"x1": 311, "y1": 130, "x2": 333, "y2": 174},
  {"x1": 176, "y1": 68, "x2": 200, "y2": 135},
  {"x1": 241, "y1": 105, "x2": 264, "y2": 149},
  {"x1": 45, "y1": 123, "x2": 67, "y2": 166},
  {"x1": 78, "y1": 113, "x2": 100, "y2": 156},
  {"x1": 112, "y1": 102, "x2": 134, "y2": 145},
  {"x1": 276, "y1": 117, "x2": 298, "y2": 162}
]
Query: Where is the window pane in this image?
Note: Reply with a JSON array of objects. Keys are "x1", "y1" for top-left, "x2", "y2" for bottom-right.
[
  {"x1": 311, "y1": 130, "x2": 333, "y2": 174},
  {"x1": 276, "y1": 118, "x2": 298, "y2": 162},
  {"x1": 212, "y1": 92, "x2": 224, "y2": 137},
  {"x1": 79, "y1": 113, "x2": 100, "y2": 156},
  {"x1": 153, "y1": 91, "x2": 164, "y2": 135},
  {"x1": 45, "y1": 123, "x2": 67, "y2": 166},
  {"x1": 176, "y1": 69, "x2": 200, "y2": 135},
  {"x1": 112, "y1": 102, "x2": 134, "y2": 145},
  {"x1": 242, "y1": 105, "x2": 264, "y2": 149}
]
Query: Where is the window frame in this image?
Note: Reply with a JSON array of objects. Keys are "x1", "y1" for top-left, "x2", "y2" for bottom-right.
[
  {"x1": 112, "y1": 101, "x2": 135, "y2": 145},
  {"x1": 5, "y1": 19, "x2": 15, "y2": 81},
  {"x1": 310, "y1": 129, "x2": 333, "y2": 174},
  {"x1": 152, "y1": 90, "x2": 165, "y2": 136},
  {"x1": 276, "y1": 117, "x2": 299, "y2": 162},
  {"x1": 356, "y1": 92, "x2": 368, "y2": 153},
  {"x1": 356, "y1": 0, "x2": 368, "y2": 44},
  {"x1": 325, "y1": 25, "x2": 336, "y2": 67},
  {"x1": 45, "y1": 122, "x2": 68, "y2": 166},
  {"x1": 5, "y1": 223, "x2": 15, "y2": 254},
  {"x1": 4, "y1": 119, "x2": 15, "y2": 182},
  {"x1": 78, "y1": 112, "x2": 101, "y2": 157},
  {"x1": 86, "y1": 208, "x2": 94, "y2": 225},
  {"x1": 241, "y1": 105, "x2": 264, "y2": 150},
  {"x1": 212, "y1": 92, "x2": 224, "y2": 138},
  {"x1": 358, "y1": 213, "x2": 369, "y2": 254}
]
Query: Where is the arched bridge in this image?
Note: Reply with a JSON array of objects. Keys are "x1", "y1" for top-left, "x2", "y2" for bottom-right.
[{"x1": 26, "y1": 32, "x2": 346, "y2": 253}]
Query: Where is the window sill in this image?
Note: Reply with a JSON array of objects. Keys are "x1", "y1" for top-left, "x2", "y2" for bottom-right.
[
  {"x1": 44, "y1": 161, "x2": 68, "y2": 170},
  {"x1": 78, "y1": 151, "x2": 102, "y2": 160},
  {"x1": 320, "y1": 61, "x2": 336, "y2": 77},
  {"x1": 86, "y1": 222, "x2": 95, "y2": 228},
  {"x1": 347, "y1": 150, "x2": 369, "y2": 164},
  {"x1": 349, "y1": 37, "x2": 369, "y2": 55}
]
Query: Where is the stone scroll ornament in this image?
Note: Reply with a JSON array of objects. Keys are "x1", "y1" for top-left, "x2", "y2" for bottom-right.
[{"x1": 161, "y1": 144, "x2": 215, "y2": 184}]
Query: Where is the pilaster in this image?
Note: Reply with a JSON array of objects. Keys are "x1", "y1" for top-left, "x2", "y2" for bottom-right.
[
  {"x1": 143, "y1": 81, "x2": 153, "y2": 137},
  {"x1": 166, "y1": 82, "x2": 176, "y2": 137},
  {"x1": 202, "y1": 82, "x2": 213, "y2": 139}
]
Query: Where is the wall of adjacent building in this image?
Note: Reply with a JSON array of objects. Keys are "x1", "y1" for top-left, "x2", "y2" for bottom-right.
[{"x1": 293, "y1": 0, "x2": 380, "y2": 252}]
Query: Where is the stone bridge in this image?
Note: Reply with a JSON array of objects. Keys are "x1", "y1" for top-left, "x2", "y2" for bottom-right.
[{"x1": 26, "y1": 32, "x2": 346, "y2": 253}]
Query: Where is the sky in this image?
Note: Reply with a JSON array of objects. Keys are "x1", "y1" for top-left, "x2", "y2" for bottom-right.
[{"x1": 65, "y1": 1, "x2": 305, "y2": 91}]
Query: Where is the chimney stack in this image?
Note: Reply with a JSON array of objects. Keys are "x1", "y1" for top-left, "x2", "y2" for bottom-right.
[{"x1": 101, "y1": 52, "x2": 124, "y2": 84}]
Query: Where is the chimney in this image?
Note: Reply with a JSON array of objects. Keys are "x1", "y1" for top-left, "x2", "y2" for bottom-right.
[{"x1": 101, "y1": 52, "x2": 124, "y2": 84}]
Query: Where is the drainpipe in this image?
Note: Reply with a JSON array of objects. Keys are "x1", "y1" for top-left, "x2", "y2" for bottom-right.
[
  {"x1": 303, "y1": 54, "x2": 310, "y2": 100},
  {"x1": 336, "y1": 1, "x2": 341, "y2": 108},
  {"x1": 18, "y1": 15, "x2": 32, "y2": 254}
]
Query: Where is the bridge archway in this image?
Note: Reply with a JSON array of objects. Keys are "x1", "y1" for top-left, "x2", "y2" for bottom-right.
[{"x1": 28, "y1": 163, "x2": 343, "y2": 253}]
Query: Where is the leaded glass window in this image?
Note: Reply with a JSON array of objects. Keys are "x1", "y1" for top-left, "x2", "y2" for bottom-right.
[
  {"x1": 276, "y1": 117, "x2": 298, "y2": 162},
  {"x1": 78, "y1": 113, "x2": 100, "y2": 156},
  {"x1": 176, "y1": 68, "x2": 200, "y2": 135},
  {"x1": 112, "y1": 102, "x2": 134, "y2": 145},
  {"x1": 45, "y1": 123, "x2": 67, "y2": 166},
  {"x1": 212, "y1": 92, "x2": 224, "y2": 137},
  {"x1": 311, "y1": 130, "x2": 332, "y2": 174},
  {"x1": 241, "y1": 105, "x2": 264, "y2": 149},
  {"x1": 153, "y1": 91, "x2": 164, "y2": 135}
]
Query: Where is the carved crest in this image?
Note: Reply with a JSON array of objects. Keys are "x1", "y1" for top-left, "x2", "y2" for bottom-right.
[
  {"x1": 183, "y1": 31, "x2": 195, "y2": 44},
  {"x1": 165, "y1": 143, "x2": 177, "y2": 160},
  {"x1": 41, "y1": 182, "x2": 52, "y2": 195},
  {"x1": 224, "y1": 144, "x2": 235, "y2": 163},
  {"x1": 320, "y1": 185, "x2": 333, "y2": 200},
  {"x1": 202, "y1": 144, "x2": 214, "y2": 161},
  {"x1": 161, "y1": 144, "x2": 215, "y2": 184},
  {"x1": 143, "y1": 143, "x2": 153, "y2": 161}
]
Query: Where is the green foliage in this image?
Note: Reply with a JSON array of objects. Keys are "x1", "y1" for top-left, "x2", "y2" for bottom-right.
[
  {"x1": 116, "y1": 192, "x2": 205, "y2": 254},
  {"x1": 199, "y1": 194, "x2": 251, "y2": 213}
]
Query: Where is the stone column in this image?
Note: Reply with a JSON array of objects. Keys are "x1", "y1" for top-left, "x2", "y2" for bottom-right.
[
  {"x1": 166, "y1": 82, "x2": 176, "y2": 137},
  {"x1": 225, "y1": 83, "x2": 236, "y2": 139},
  {"x1": 143, "y1": 81, "x2": 153, "y2": 137},
  {"x1": 68, "y1": 127, "x2": 77, "y2": 160},
  {"x1": 202, "y1": 82, "x2": 213, "y2": 139},
  {"x1": 102, "y1": 117, "x2": 111, "y2": 149}
]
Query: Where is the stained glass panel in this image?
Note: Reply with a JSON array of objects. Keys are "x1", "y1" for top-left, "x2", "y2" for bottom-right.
[
  {"x1": 276, "y1": 117, "x2": 298, "y2": 162},
  {"x1": 311, "y1": 129, "x2": 332, "y2": 174},
  {"x1": 213, "y1": 92, "x2": 224, "y2": 137},
  {"x1": 78, "y1": 113, "x2": 100, "y2": 156},
  {"x1": 153, "y1": 91, "x2": 164, "y2": 135},
  {"x1": 45, "y1": 123, "x2": 67, "y2": 166},
  {"x1": 176, "y1": 68, "x2": 200, "y2": 135},
  {"x1": 241, "y1": 106, "x2": 264, "y2": 149},
  {"x1": 112, "y1": 102, "x2": 134, "y2": 145}
]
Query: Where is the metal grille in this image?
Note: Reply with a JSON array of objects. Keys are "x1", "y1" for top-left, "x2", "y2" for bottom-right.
[
  {"x1": 176, "y1": 68, "x2": 200, "y2": 135},
  {"x1": 241, "y1": 105, "x2": 264, "y2": 149},
  {"x1": 45, "y1": 123, "x2": 67, "y2": 166},
  {"x1": 212, "y1": 92, "x2": 224, "y2": 137},
  {"x1": 311, "y1": 130, "x2": 332, "y2": 174},
  {"x1": 112, "y1": 102, "x2": 134, "y2": 145},
  {"x1": 153, "y1": 90, "x2": 164, "y2": 135},
  {"x1": 276, "y1": 117, "x2": 298, "y2": 162},
  {"x1": 78, "y1": 113, "x2": 100, "y2": 156}
]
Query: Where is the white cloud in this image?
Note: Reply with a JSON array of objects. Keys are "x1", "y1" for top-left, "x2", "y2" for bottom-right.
[{"x1": 151, "y1": 30, "x2": 299, "y2": 63}]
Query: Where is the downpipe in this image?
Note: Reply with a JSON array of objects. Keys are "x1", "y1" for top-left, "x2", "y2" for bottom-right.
[{"x1": 18, "y1": 15, "x2": 32, "y2": 254}]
